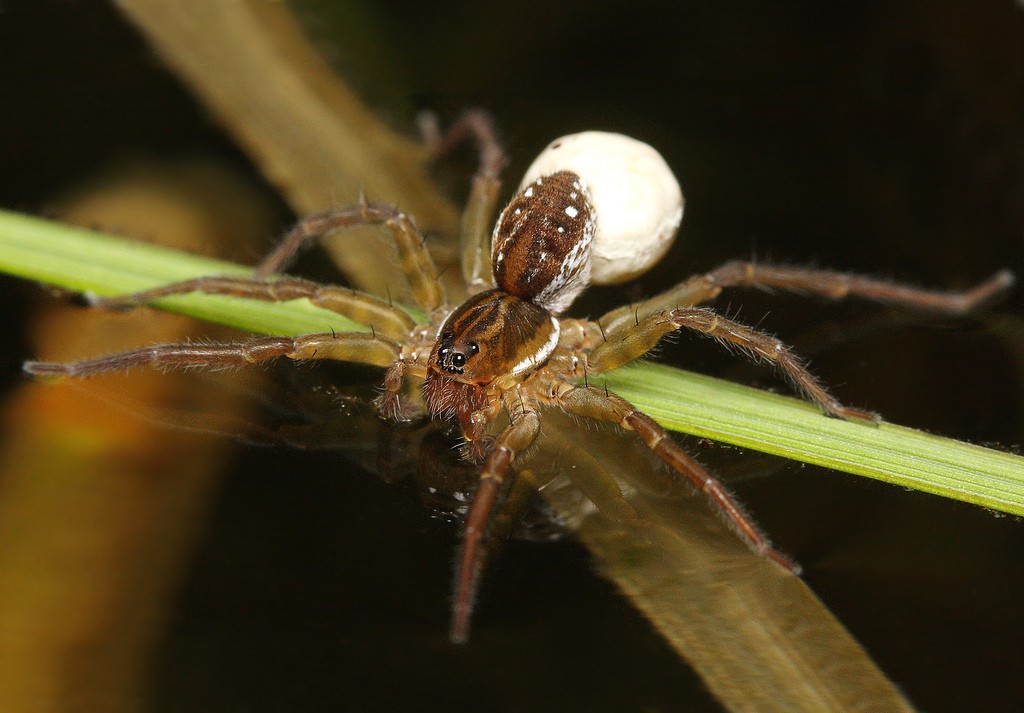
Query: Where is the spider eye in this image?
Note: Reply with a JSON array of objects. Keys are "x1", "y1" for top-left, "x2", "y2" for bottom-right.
[
  {"x1": 467, "y1": 342, "x2": 480, "y2": 356},
  {"x1": 451, "y1": 353, "x2": 467, "y2": 368},
  {"x1": 441, "y1": 331, "x2": 454, "y2": 341}
]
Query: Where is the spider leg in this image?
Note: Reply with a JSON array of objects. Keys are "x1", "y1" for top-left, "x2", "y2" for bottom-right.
[
  {"x1": 91, "y1": 275, "x2": 416, "y2": 341},
  {"x1": 705, "y1": 262, "x2": 1015, "y2": 311},
  {"x1": 599, "y1": 264, "x2": 1014, "y2": 335},
  {"x1": 451, "y1": 392, "x2": 541, "y2": 644},
  {"x1": 378, "y1": 358, "x2": 428, "y2": 421},
  {"x1": 555, "y1": 385, "x2": 799, "y2": 573},
  {"x1": 420, "y1": 109, "x2": 505, "y2": 294},
  {"x1": 588, "y1": 307, "x2": 878, "y2": 422},
  {"x1": 254, "y1": 202, "x2": 445, "y2": 312},
  {"x1": 23, "y1": 332, "x2": 400, "y2": 379}
]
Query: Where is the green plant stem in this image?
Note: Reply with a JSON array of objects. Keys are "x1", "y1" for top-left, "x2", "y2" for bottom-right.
[
  {"x1": 3, "y1": 208, "x2": 1023, "y2": 515},
  {"x1": 0, "y1": 209, "x2": 368, "y2": 335}
]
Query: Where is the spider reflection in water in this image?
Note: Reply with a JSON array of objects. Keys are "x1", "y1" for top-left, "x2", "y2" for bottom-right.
[{"x1": 24, "y1": 112, "x2": 1015, "y2": 643}]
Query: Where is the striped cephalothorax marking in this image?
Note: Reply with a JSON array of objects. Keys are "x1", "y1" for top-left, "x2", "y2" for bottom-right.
[
  {"x1": 22, "y1": 115, "x2": 1015, "y2": 644},
  {"x1": 429, "y1": 290, "x2": 561, "y2": 383}
]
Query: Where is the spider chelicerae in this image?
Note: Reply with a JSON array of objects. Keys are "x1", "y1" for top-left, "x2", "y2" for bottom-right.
[{"x1": 24, "y1": 112, "x2": 1014, "y2": 643}]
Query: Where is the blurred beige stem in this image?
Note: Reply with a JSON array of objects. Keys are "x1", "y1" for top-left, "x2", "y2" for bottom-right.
[
  {"x1": 535, "y1": 417, "x2": 915, "y2": 713},
  {"x1": 580, "y1": 512, "x2": 915, "y2": 712},
  {"x1": 117, "y1": 0, "x2": 462, "y2": 299},
  {"x1": 0, "y1": 166, "x2": 279, "y2": 712}
]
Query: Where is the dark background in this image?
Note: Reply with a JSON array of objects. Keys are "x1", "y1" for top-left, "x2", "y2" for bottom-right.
[{"x1": 1, "y1": 1, "x2": 1022, "y2": 711}]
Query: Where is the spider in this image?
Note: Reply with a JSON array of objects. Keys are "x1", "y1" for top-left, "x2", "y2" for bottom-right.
[{"x1": 24, "y1": 112, "x2": 1014, "y2": 644}]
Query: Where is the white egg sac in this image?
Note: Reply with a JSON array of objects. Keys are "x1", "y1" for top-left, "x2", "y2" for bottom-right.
[{"x1": 519, "y1": 132, "x2": 684, "y2": 284}]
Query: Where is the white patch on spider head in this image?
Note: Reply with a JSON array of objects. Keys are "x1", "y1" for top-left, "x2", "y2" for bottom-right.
[{"x1": 509, "y1": 317, "x2": 561, "y2": 375}]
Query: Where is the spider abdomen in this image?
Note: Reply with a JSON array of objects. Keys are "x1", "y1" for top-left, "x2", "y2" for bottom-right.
[{"x1": 491, "y1": 170, "x2": 596, "y2": 315}]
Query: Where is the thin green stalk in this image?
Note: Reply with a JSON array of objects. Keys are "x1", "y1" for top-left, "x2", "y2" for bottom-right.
[
  {"x1": 3, "y1": 208, "x2": 1022, "y2": 515},
  {"x1": 0, "y1": 209, "x2": 366, "y2": 335},
  {"x1": 603, "y1": 364, "x2": 1024, "y2": 515}
]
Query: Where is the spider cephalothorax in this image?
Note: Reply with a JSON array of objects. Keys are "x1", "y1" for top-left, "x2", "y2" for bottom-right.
[
  {"x1": 24, "y1": 112, "x2": 1014, "y2": 643},
  {"x1": 422, "y1": 287, "x2": 556, "y2": 445}
]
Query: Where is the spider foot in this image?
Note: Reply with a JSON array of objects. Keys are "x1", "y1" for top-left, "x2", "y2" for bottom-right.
[
  {"x1": 86, "y1": 293, "x2": 143, "y2": 310},
  {"x1": 462, "y1": 435, "x2": 495, "y2": 464},
  {"x1": 763, "y1": 547, "x2": 802, "y2": 575},
  {"x1": 827, "y1": 403, "x2": 881, "y2": 425},
  {"x1": 374, "y1": 390, "x2": 421, "y2": 423},
  {"x1": 22, "y1": 360, "x2": 70, "y2": 381}
]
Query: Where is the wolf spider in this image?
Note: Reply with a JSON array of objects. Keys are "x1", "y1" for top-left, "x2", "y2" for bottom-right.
[{"x1": 24, "y1": 112, "x2": 1014, "y2": 643}]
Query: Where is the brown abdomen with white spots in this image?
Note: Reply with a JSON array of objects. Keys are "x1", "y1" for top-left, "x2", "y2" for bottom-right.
[{"x1": 491, "y1": 171, "x2": 595, "y2": 314}]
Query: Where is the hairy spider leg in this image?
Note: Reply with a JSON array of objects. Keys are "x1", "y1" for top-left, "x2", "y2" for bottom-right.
[
  {"x1": 600, "y1": 263, "x2": 1015, "y2": 335},
  {"x1": 555, "y1": 385, "x2": 800, "y2": 573},
  {"x1": 25, "y1": 200, "x2": 450, "y2": 415},
  {"x1": 707, "y1": 262, "x2": 1016, "y2": 311},
  {"x1": 450, "y1": 390, "x2": 542, "y2": 644},
  {"x1": 91, "y1": 275, "x2": 416, "y2": 341},
  {"x1": 253, "y1": 202, "x2": 445, "y2": 313},
  {"x1": 378, "y1": 358, "x2": 429, "y2": 421},
  {"x1": 452, "y1": 466, "x2": 561, "y2": 628},
  {"x1": 23, "y1": 332, "x2": 401, "y2": 379},
  {"x1": 420, "y1": 109, "x2": 505, "y2": 294},
  {"x1": 588, "y1": 307, "x2": 879, "y2": 423}
]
